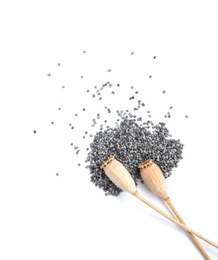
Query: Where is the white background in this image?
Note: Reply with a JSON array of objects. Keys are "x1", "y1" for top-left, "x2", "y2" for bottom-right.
[{"x1": 0, "y1": 1, "x2": 218, "y2": 259}]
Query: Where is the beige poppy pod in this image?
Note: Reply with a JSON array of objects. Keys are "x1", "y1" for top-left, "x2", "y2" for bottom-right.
[
  {"x1": 101, "y1": 156, "x2": 137, "y2": 195},
  {"x1": 139, "y1": 159, "x2": 169, "y2": 200}
]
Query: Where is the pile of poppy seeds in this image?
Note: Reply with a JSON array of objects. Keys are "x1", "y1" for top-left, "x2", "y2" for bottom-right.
[
  {"x1": 86, "y1": 110, "x2": 184, "y2": 196},
  {"x1": 42, "y1": 52, "x2": 186, "y2": 196}
]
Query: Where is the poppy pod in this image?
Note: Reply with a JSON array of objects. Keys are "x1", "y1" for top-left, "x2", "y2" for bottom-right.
[
  {"x1": 139, "y1": 159, "x2": 169, "y2": 200},
  {"x1": 101, "y1": 156, "x2": 137, "y2": 195}
]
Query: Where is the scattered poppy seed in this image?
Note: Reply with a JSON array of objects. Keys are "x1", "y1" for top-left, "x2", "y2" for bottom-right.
[
  {"x1": 75, "y1": 113, "x2": 78, "y2": 116},
  {"x1": 51, "y1": 122, "x2": 54, "y2": 124},
  {"x1": 83, "y1": 51, "x2": 86, "y2": 53},
  {"x1": 33, "y1": 130, "x2": 37, "y2": 134},
  {"x1": 163, "y1": 90, "x2": 166, "y2": 94},
  {"x1": 82, "y1": 108, "x2": 86, "y2": 111},
  {"x1": 149, "y1": 75, "x2": 152, "y2": 78},
  {"x1": 153, "y1": 56, "x2": 156, "y2": 59},
  {"x1": 56, "y1": 173, "x2": 59, "y2": 176},
  {"x1": 170, "y1": 106, "x2": 173, "y2": 109},
  {"x1": 47, "y1": 73, "x2": 51, "y2": 76},
  {"x1": 185, "y1": 115, "x2": 189, "y2": 118},
  {"x1": 130, "y1": 52, "x2": 134, "y2": 55},
  {"x1": 107, "y1": 69, "x2": 111, "y2": 72},
  {"x1": 58, "y1": 63, "x2": 61, "y2": 66},
  {"x1": 62, "y1": 86, "x2": 65, "y2": 89},
  {"x1": 58, "y1": 108, "x2": 61, "y2": 111},
  {"x1": 81, "y1": 76, "x2": 83, "y2": 78}
]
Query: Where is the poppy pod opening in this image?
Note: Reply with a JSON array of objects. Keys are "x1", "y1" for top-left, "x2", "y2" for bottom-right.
[
  {"x1": 101, "y1": 156, "x2": 137, "y2": 195},
  {"x1": 139, "y1": 159, "x2": 169, "y2": 200}
]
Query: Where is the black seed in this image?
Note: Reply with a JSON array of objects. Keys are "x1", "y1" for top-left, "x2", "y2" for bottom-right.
[
  {"x1": 107, "y1": 69, "x2": 111, "y2": 72},
  {"x1": 58, "y1": 63, "x2": 61, "y2": 66},
  {"x1": 33, "y1": 130, "x2": 37, "y2": 134},
  {"x1": 149, "y1": 75, "x2": 152, "y2": 78},
  {"x1": 47, "y1": 73, "x2": 51, "y2": 76}
]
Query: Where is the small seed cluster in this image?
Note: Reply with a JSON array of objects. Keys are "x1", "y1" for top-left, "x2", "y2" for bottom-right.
[{"x1": 86, "y1": 111, "x2": 184, "y2": 196}]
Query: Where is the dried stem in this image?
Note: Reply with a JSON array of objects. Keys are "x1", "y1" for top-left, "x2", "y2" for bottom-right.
[
  {"x1": 133, "y1": 191, "x2": 218, "y2": 249},
  {"x1": 165, "y1": 197, "x2": 211, "y2": 260}
]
